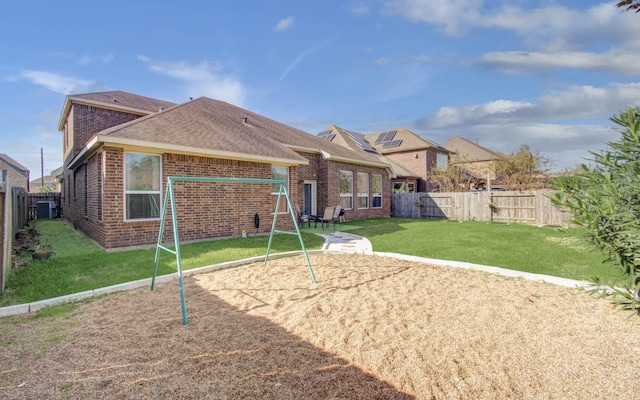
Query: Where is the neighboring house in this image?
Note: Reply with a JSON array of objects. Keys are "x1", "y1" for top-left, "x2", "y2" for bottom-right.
[
  {"x1": 29, "y1": 175, "x2": 55, "y2": 193},
  {"x1": 50, "y1": 166, "x2": 64, "y2": 192},
  {"x1": 364, "y1": 128, "x2": 451, "y2": 192},
  {"x1": 29, "y1": 167, "x2": 63, "y2": 193},
  {"x1": 58, "y1": 91, "x2": 393, "y2": 249},
  {"x1": 318, "y1": 125, "x2": 419, "y2": 194},
  {"x1": 30, "y1": 166, "x2": 62, "y2": 193},
  {"x1": 442, "y1": 136, "x2": 501, "y2": 190},
  {"x1": 0, "y1": 153, "x2": 30, "y2": 190}
]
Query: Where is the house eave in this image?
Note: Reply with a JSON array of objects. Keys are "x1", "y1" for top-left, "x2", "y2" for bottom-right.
[
  {"x1": 67, "y1": 135, "x2": 309, "y2": 169},
  {"x1": 57, "y1": 96, "x2": 154, "y2": 131},
  {"x1": 319, "y1": 150, "x2": 396, "y2": 178}
]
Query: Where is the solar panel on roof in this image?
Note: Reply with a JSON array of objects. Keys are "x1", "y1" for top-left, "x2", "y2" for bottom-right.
[
  {"x1": 375, "y1": 130, "x2": 397, "y2": 144},
  {"x1": 344, "y1": 129, "x2": 378, "y2": 153},
  {"x1": 317, "y1": 130, "x2": 336, "y2": 141},
  {"x1": 382, "y1": 139, "x2": 403, "y2": 149}
]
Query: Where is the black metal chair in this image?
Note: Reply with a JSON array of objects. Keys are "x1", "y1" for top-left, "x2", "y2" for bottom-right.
[{"x1": 296, "y1": 205, "x2": 311, "y2": 227}]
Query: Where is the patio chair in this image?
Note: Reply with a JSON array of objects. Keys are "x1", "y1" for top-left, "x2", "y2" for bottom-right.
[
  {"x1": 315, "y1": 206, "x2": 336, "y2": 230},
  {"x1": 296, "y1": 205, "x2": 311, "y2": 228},
  {"x1": 331, "y1": 205, "x2": 343, "y2": 226}
]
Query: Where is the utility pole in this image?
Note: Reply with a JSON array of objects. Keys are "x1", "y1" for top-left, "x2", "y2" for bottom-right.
[{"x1": 41, "y1": 147, "x2": 44, "y2": 190}]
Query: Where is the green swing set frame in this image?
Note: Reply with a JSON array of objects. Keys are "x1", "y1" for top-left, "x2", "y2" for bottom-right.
[{"x1": 151, "y1": 176, "x2": 316, "y2": 325}]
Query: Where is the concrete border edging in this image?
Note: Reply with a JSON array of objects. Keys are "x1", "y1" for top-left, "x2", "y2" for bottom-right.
[
  {"x1": 0, "y1": 248, "x2": 594, "y2": 318},
  {"x1": 0, "y1": 250, "x2": 323, "y2": 318},
  {"x1": 372, "y1": 251, "x2": 594, "y2": 289}
]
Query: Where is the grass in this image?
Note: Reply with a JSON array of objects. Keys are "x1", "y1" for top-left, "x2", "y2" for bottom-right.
[
  {"x1": 0, "y1": 217, "x2": 623, "y2": 307},
  {"x1": 0, "y1": 220, "x2": 325, "y2": 307},
  {"x1": 347, "y1": 218, "x2": 621, "y2": 283}
]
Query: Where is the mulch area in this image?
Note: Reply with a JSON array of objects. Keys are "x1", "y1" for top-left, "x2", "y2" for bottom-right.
[{"x1": 1, "y1": 253, "x2": 639, "y2": 399}]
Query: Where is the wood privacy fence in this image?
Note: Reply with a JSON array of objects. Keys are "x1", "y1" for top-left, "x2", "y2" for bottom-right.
[
  {"x1": 391, "y1": 190, "x2": 569, "y2": 226},
  {"x1": 28, "y1": 192, "x2": 62, "y2": 220},
  {"x1": 1, "y1": 184, "x2": 29, "y2": 295}
]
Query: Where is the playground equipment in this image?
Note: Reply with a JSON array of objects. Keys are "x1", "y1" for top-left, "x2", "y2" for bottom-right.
[{"x1": 151, "y1": 176, "x2": 315, "y2": 325}]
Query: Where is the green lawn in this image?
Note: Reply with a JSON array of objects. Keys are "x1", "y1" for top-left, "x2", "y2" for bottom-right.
[
  {"x1": 347, "y1": 218, "x2": 620, "y2": 282},
  {"x1": 0, "y1": 217, "x2": 622, "y2": 307},
  {"x1": 0, "y1": 220, "x2": 325, "y2": 307}
]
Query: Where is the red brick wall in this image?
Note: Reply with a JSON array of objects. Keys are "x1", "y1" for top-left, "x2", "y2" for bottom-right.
[
  {"x1": 385, "y1": 150, "x2": 428, "y2": 191},
  {"x1": 324, "y1": 160, "x2": 391, "y2": 221},
  {"x1": 66, "y1": 146, "x2": 392, "y2": 249},
  {"x1": 71, "y1": 104, "x2": 143, "y2": 159},
  {"x1": 385, "y1": 149, "x2": 446, "y2": 192},
  {"x1": 294, "y1": 152, "x2": 391, "y2": 221},
  {"x1": 72, "y1": 148, "x2": 299, "y2": 249}
]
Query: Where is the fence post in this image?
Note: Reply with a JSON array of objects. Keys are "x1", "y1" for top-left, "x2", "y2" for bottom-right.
[{"x1": 1, "y1": 177, "x2": 11, "y2": 295}]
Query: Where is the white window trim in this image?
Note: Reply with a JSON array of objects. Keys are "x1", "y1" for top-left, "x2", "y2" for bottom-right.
[
  {"x1": 340, "y1": 170, "x2": 354, "y2": 210},
  {"x1": 124, "y1": 152, "x2": 162, "y2": 222},
  {"x1": 357, "y1": 172, "x2": 369, "y2": 209},
  {"x1": 372, "y1": 174, "x2": 382, "y2": 209},
  {"x1": 271, "y1": 165, "x2": 289, "y2": 214}
]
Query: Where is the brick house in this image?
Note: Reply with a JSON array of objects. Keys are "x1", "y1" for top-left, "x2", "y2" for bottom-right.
[
  {"x1": 0, "y1": 153, "x2": 30, "y2": 190},
  {"x1": 442, "y1": 136, "x2": 501, "y2": 190},
  {"x1": 318, "y1": 125, "x2": 419, "y2": 194},
  {"x1": 58, "y1": 91, "x2": 393, "y2": 249},
  {"x1": 363, "y1": 128, "x2": 451, "y2": 192}
]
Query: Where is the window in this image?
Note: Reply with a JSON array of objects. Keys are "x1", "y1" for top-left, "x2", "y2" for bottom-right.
[
  {"x1": 437, "y1": 153, "x2": 448, "y2": 171},
  {"x1": 372, "y1": 174, "x2": 382, "y2": 208},
  {"x1": 84, "y1": 167, "x2": 88, "y2": 217},
  {"x1": 339, "y1": 170, "x2": 353, "y2": 210},
  {"x1": 357, "y1": 172, "x2": 369, "y2": 209},
  {"x1": 100, "y1": 151, "x2": 105, "y2": 221},
  {"x1": 125, "y1": 153, "x2": 161, "y2": 220},
  {"x1": 407, "y1": 182, "x2": 415, "y2": 193},
  {"x1": 272, "y1": 166, "x2": 289, "y2": 213}
]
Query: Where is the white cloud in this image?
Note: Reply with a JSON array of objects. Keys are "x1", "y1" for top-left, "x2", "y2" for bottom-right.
[
  {"x1": 421, "y1": 82, "x2": 640, "y2": 129},
  {"x1": 18, "y1": 70, "x2": 95, "y2": 94},
  {"x1": 78, "y1": 53, "x2": 114, "y2": 66},
  {"x1": 383, "y1": 1, "x2": 640, "y2": 50},
  {"x1": 412, "y1": 82, "x2": 640, "y2": 170},
  {"x1": 468, "y1": 123, "x2": 618, "y2": 171},
  {"x1": 479, "y1": 50, "x2": 640, "y2": 75},
  {"x1": 383, "y1": 0, "x2": 481, "y2": 36},
  {"x1": 138, "y1": 55, "x2": 246, "y2": 106},
  {"x1": 275, "y1": 16, "x2": 294, "y2": 32}
]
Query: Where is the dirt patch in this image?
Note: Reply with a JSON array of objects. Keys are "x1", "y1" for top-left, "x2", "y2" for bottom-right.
[{"x1": 1, "y1": 253, "x2": 639, "y2": 399}]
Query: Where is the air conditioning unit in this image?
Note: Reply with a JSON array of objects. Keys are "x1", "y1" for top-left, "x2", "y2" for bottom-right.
[{"x1": 36, "y1": 201, "x2": 56, "y2": 219}]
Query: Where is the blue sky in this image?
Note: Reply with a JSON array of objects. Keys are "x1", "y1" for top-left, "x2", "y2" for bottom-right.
[{"x1": 1, "y1": 0, "x2": 639, "y2": 177}]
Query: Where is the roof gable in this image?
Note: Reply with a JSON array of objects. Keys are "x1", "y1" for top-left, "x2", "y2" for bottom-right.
[
  {"x1": 442, "y1": 136, "x2": 499, "y2": 162},
  {"x1": 70, "y1": 91, "x2": 176, "y2": 113},
  {"x1": 365, "y1": 128, "x2": 450, "y2": 154},
  {"x1": 319, "y1": 125, "x2": 380, "y2": 155},
  {"x1": 58, "y1": 91, "x2": 176, "y2": 130},
  {"x1": 0, "y1": 153, "x2": 29, "y2": 172}
]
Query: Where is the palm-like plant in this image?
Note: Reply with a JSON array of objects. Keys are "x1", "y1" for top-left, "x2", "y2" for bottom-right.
[{"x1": 617, "y1": 0, "x2": 640, "y2": 12}]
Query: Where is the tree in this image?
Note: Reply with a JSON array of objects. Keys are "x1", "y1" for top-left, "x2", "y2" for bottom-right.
[
  {"x1": 495, "y1": 145, "x2": 552, "y2": 191},
  {"x1": 426, "y1": 164, "x2": 478, "y2": 192},
  {"x1": 550, "y1": 107, "x2": 640, "y2": 315},
  {"x1": 616, "y1": 0, "x2": 640, "y2": 13}
]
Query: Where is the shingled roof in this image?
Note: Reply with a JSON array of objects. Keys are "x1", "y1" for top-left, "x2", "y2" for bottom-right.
[
  {"x1": 69, "y1": 97, "x2": 393, "y2": 172},
  {"x1": 365, "y1": 128, "x2": 450, "y2": 155},
  {"x1": 442, "y1": 136, "x2": 500, "y2": 162},
  {"x1": 0, "y1": 153, "x2": 29, "y2": 173},
  {"x1": 58, "y1": 91, "x2": 177, "y2": 130}
]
